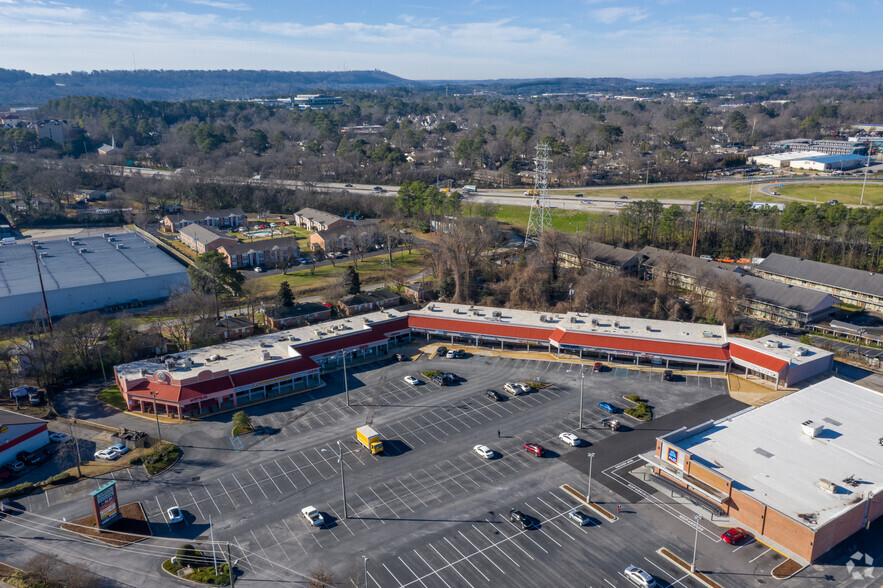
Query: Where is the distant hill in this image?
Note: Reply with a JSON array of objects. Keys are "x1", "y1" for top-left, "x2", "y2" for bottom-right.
[
  {"x1": 637, "y1": 70, "x2": 883, "y2": 88},
  {"x1": 0, "y1": 68, "x2": 414, "y2": 105},
  {"x1": 422, "y1": 77, "x2": 642, "y2": 95}
]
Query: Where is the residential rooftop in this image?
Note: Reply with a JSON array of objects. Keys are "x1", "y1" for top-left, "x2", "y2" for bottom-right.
[
  {"x1": 756, "y1": 253, "x2": 883, "y2": 297},
  {"x1": 673, "y1": 378, "x2": 882, "y2": 529}
]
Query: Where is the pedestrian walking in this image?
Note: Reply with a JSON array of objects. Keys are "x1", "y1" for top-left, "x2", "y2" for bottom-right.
[
  {"x1": 497, "y1": 430, "x2": 501, "y2": 438},
  {"x1": 617, "y1": 504, "x2": 621, "y2": 514}
]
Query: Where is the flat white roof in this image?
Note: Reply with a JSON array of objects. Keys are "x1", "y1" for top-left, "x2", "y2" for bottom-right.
[
  {"x1": 731, "y1": 335, "x2": 833, "y2": 367},
  {"x1": 115, "y1": 309, "x2": 407, "y2": 381},
  {"x1": 411, "y1": 303, "x2": 728, "y2": 346},
  {"x1": 754, "y1": 150, "x2": 825, "y2": 162},
  {"x1": 678, "y1": 377, "x2": 882, "y2": 529}
]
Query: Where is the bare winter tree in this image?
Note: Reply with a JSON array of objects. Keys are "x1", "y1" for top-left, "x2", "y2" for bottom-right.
[{"x1": 436, "y1": 217, "x2": 501, "y2": 303}]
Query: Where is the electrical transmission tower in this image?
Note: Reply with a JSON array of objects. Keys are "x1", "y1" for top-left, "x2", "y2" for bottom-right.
[{"x1": 524, "y1": 142, "x2": 552, "y2": 247}]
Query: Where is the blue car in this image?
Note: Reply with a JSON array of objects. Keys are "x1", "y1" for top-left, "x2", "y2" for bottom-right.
[{"x1": 598, "y1": 402, "x2": 619, "y2": 414}]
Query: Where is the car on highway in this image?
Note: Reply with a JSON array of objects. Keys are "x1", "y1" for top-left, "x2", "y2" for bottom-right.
[
  {"x1": 403, "y1": 375, "x2": 420, "y2": 386},
  {"x1": 624, "y1": 565, "x2": 656, "y2": 587},
  {"x1": 435, "y1": 346, "x2": 448, "y2": 358},
  {"x1": 49, "y1": 432, "x2": 71, "y2": 443},
  {"x1": 558, "y1": 432, "x2": 581, "y2": 446},
  {"x1": 484, "y1": 389, "x2": 503, "y2": 402},
  {"x1": 663, "y1": 370, "x2": 673, "y2": 381},
  {"x1": 580, "y1": 200, "x2": 592, "y2": 205},
  {"x1": 94, "y1": 448, "x2": 121, "y2": 461},
  {"x1": 619, "y1": 195, "x2": 629, "y2": 199},
  {"x1": 301, "y1": 506, "x2": 325, "y2": 527},
  {"x1": 598, "y1": 402, "x2": 620, "y2": 414},
  {"x1": 573, "y1": 193, "x2": 584, "y2": 198},
  {"x1": 344, "y1": 184, "x2": 354, "y2": 187},
  {"x1": 473, "y1": 445, "x2": 494, "y2": 459},
  {"x1": 524, "y1": 443, "x2": 545, "y2": 457},
  {"x1": 167, "y1": 506, "x2": 184, "y2": 524},
  {"x1": 827, "y1": 199, "x2": 839, "y2": 205},
  {"x1": 593, "y1": 362, "x2": 603, "y2": 373},
  {"x1": 508, "y1": 509, "x2": 535, "y2": 530},
  {"x1": 601, "y1": 418, "x2": 622, "y2": 431},
  {"x1": 721, "y1": 527, "x2": 751, "y2": 544},
  {"x1": 567, "y1": 510, "x2": 591, "y2": 526}
]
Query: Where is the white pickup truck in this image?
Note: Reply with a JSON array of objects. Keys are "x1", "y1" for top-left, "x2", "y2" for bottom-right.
[{"x1": 301, "y1": 506, "x2": 325, "y2": 527}]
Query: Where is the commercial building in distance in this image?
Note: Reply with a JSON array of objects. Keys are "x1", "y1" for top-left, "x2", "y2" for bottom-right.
[
  {"x1": 0, "y1": 232, "x2": 189, "y2": 325},
  {"x1": 651, "y1": 378, "x2": 882, "y2": 564},
  {"x1": 754, "y1": 253, "x2": 883, "y2": 313},
  {"x1": 788, "y1": 154, "x2": 867, "y2": 171},
  {"x1": 750, "y1": 151, "x2": 825, "y2": 168},
  {"x1": 728, "y1": 335, "x2": 833, "y2": 388}
]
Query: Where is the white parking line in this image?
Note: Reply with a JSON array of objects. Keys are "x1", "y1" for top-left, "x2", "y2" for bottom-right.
[
  {"x1": 265, "y1": 524, "x2": 292, "y2": 561},
  {"x1": 287, "y1": 455, "x2": 312, "y2": 483},
  {"x1": 155, "y1": 496, "x2": 171, "y2": 532},
  {"x1": 353, "y1": 492, "x2": 386, "y2": 524},
  {"x1": 398, "y1": 555, "x2": 430, "y2": 588},
  {"x1": 445, "y1": 536, "x2": 493, "y2": 580},
  {"x1": 397, "y1": 479, "x2": 428, "y2": 508},
  {"x1": 232, "y1": 473, "x2": 254, "y2": 504},
  {"x1": 247, "y1": 470, "x2": 271, "y2": 500},
  {"x1": 382, "y1": 563, "x2": 404, "y2": 587},
  {"x1": 325, "y1": 505, "x2": 357, "y2": 534},
  {"x1": 383, "y1": 481, "x2": 414, "y2": 513},
  {"x1": 217, "y1": 478, "x2": 238, "y2": 507},
  {"x1": 279, "y1": 517, "x2": 308, "y2": 555},
  {"x1": 260, "y1": 464, "x2": 284, "y2": 494},
  {"x1": 371, "y1": 487, "x2": 401, "y2": 518},
  {"x1": 273, "y1": 459, "x2": 299, "y2": 489},
  {"x1": 301, "y1": 450, "x2": 330, "y2": 477},
  {"x1": 233, "y1": 536, "x2": 253, "y2": 570},
  {"x1": 187, "y1": 488, "x2": 205, "y2": 520},
  {"x1": 643, "y1": 555, "x2": 689, "y2": 587},
  {"x1": 487, "y1": 519, "x2": 537, "y2": 559},
  {"x1": 749, "y1": 547, "x2": 771, "y2": 563}
]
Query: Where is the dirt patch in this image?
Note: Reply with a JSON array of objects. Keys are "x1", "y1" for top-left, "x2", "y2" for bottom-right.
[
  {"x1": 0, "y1": 561, "x2": 21, "y2": 580},
  {"x1": 772, "y1": 559, "x2": 803, "y2": 579},
  {"x1": 61, "y1": 501, "x2": 151, "y2": 547}
]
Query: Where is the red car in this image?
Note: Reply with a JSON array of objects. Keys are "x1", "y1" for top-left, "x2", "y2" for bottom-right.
[
  {"x1": 593, "y1": 362, "x2": 602, "y2": 372},
  {"x1": 721, "y1": 527, "x2": 751, "y2": 545},
  {"x1": 524, "y1": 443, "x2": 545, "y2": 457}
]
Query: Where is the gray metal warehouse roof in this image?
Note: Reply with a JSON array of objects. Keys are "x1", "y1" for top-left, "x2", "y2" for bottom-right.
[
  {"x1": 0, "y1": 232, "x2": 187, "y2": 297},
  {"x1": 756, "y1": 253, "x2": 883, "y2": 298}
]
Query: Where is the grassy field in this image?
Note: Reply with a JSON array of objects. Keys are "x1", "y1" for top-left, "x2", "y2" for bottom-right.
[
  {"x1": 494, "y1": 204, "x2": 601, "y2": 232},
  {"x1": 251, "y1": 249, "x2": 427, "y2": 296},
  {"x1": 775, "y1": 182, "x2": 883, "y2": 206}
]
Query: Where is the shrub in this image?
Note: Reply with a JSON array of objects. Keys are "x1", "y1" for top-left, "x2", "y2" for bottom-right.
[
  {"x1": 421, "y1": 370, "x2": 443, "y2": 377},
  {"x1": 625, "y1": 394, "x2": 641, "y2": 402},
  {"x1": 189, "y1": 563, "x2": 230, "y2": 585},
  {"x1": 232, "y1": 411, "x2": 251, "y2": 432},
  {"x1": 176, "y1": 544, "x2": 202, "y2": 568},
  {"x1": 0, "y1": 482, "x2": 35, "y2": 500},
  {"x1": 625, "y1": 402, "x2": 652, "y2": 421},
  {"x1": 144, "y1": 444, "x2": 180, "y2": 475},
  {"x1": 129, "y1": 456, "x2": 143, "y2": 465},
  {"x1": 40, "y1": 472, "x2": 74, "y2": 487}
]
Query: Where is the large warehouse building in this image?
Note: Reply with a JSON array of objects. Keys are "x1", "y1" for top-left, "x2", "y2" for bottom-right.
[
  {"x1": 650, "y1": 378, "x2": 882, "y2": 564},
  {"x1": 0, "y1": 232, "x2": 190, "y2": 325}
]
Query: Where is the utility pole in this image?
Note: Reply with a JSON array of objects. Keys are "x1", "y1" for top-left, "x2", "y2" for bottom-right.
[
  {"x1": 68, "y1": 419, "x2": 82, "y2": 477},
  {"x1": 691, "y1": 514, "x2": 703, "y2": 572},
  {"x1": 338, "y1": 440, "x2": 348, "y2": 519},
  {"x1": 149, "y1": 390, "x2": 163, "y2": 445},
  {"x1": 586, "y1": 452, "x2": 595, "y2": 505},
  {"x1": 210, "y1": 515, "x2": 218, "y2": 576},
  {"x1": 859, "y1": 145, "x2": 872, "y2": 206},
  {"x1": 226, "y1": 542, "x2": 234, "y2": 588},
  {"x1": 343, "y1": 350, "x2": 350, "y2": 407},
  {"x1": 690, "y1": 200, "x2": 702, "y2": 257},
  {"x1": 578, "y1": 369, "x2": 585, "y2": 429}
]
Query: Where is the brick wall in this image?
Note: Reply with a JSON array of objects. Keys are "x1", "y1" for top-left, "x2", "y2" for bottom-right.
[{"x1": 762, "y1": 507, "x2": 814, "y2": 562}]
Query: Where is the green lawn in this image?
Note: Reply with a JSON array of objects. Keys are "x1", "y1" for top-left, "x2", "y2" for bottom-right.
[
  {"x1": 775, "y1": 182, "x2": 883, "y2": 206},
  {"x1": 251, "y1": 250, "x2": 427, "y2": 296},
  {"x1": 550, "y1": 182, "x2": 751, "y2": 201},
  {"x1": 494, "y1": 204, "x2": 601, "y2": 232},
  {"x1": 97, "y1": 386, "x2": 127, "y2": 411}
]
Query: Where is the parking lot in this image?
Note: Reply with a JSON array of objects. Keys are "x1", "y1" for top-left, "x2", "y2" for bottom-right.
[{"x1": 3, "y1": 351, "x2": 878, "y2": 587}]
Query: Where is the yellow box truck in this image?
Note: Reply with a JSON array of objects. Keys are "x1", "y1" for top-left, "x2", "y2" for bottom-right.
[{"x1": 357, "y1": 425, "x2": 383, "y2": 455}]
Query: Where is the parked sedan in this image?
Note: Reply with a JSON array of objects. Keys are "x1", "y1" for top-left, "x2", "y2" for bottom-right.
[
  {"x1": 403, "y1": 376, "x2": 420, "y2": 386},
  {"x1": 108, "y1": 444, "x2": 130, "y2": 456},
  {"x1": 567, "y1": 510, "x2": 591, "y2": 526},
  {"x1": 473, "y1": 445, "x2": 494, "y2": 459},
  {"x1": 49, "y1": 432, "x2": 71, "y2": 443},
  {"x1": 94, "y1": 448, "x2": 121, "y2": 461},
  {"x1": 524, "y1": 443, "x2": 545, "y2": 457},
  {"x1": 593, "y1": 362, "x2": 603, "y2": 372},
  {"x1": 435, "y1": 346, "x2": 448, "y2": 358},
  {"x1": 624, "y1": 565, "x2": 656, "y2": 587},
  {"x1": 509, "y1": 509, "x2": 535, "y2": 530},
  {"x1": 558, "y1": 432, "x2": 581, "y2": 447},
  {"x1": 166, "y1": 506, "x2": 184, "y2": 524},
  {"x1": 484, "y1": 389, "x2": 503, "y2": 402},
  {"x1": 663, "y1": 370, "x2": 673, "y2": 381},
  {"x1": 598, "y1": 402, "x2": 620, "y2": 414},
  {"x1": 721, "y1": 527, "x2": 751, "y2": 545}
]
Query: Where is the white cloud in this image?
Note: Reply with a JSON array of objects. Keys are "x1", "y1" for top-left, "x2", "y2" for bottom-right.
[
  {"x1": 186, "y1": 0, "x2": 250, "y2": 10},
  {"x1": 592, "y1": 6, "x2": 648, "y2": 25}
]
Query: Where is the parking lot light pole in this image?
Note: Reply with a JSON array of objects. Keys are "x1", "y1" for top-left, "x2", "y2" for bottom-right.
[
  {"x1": 691, "y1": 514, "x2": 703, "y2": 572},
  {"x1": 362, "y1": 555, "x2": 369, "y2": 588},
  {"x1": 579, "y1": 369, "x2": 585, "y2": 429},
  {"x1": 856, "y1": 327, "x2": 866, "y2": 360},
  {"x1": 338, "y1": 440, "x2": 348, "y2": 519},
  {"x1": 149, "y1": 390, "x2": 163, "y2": 445},
  {"x1": 586, "y1": 452, "x2": 595, "y2": 505},
  {"x1": 91, "y1": 345, "x2": 108, "y2": 390}
]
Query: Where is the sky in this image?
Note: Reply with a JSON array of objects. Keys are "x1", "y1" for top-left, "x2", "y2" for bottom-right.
[{"x1": 2, "y1": 0, "x2": 883, "y2": 80}]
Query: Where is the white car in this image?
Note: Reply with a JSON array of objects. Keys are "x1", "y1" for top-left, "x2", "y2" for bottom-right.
[
  {"x1": 473, "y1": 445, "x2": 494, "y2": 459},
  {"x1": 301, "y1": 506, "x2": 324, "y2": 527},
  {"x1": 624, "y1": 565, "x2": 657, "y2": 588},
  {"x1": 558, "y1": 432, "x2": 581, "y2": 447},
  {"x1": 404, "y1": 376, "x2": 420, "y2": 386},
  {"x1": 167, "y1": 506, "x2": 184, "y2": 523},
  {"x1": 49, "y1": 432, "x2": 71, "y2": 443},
  {"x1": 108, "y1": 443, "x2": 130, "y2": 456},
  {"x1": 254, "y1": 266, "x2": 263, "y2": 272},
  {"x1": 94, "y1": 448, "x2": 121, "y2": 461}
]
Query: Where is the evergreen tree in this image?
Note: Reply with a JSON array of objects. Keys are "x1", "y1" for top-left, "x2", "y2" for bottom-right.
[
  {"x1": 343, "y1": 266, "x2": 361, "y2": 295},
  {"x1": 277, "y1": 281, "x2": 294, "y2": 307}
]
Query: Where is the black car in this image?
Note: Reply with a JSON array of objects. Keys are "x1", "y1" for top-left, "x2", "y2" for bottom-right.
[
  {"x1": 442, "y1": 373, "x2": 458, "y2": 384},
  {"x1": 509, "y1": 509, "x2": 534, "y2": 530},
  {"x1": 454, "y1": 349, "x2": 465, "y2": 359},
  {"x1": 17, "y1": 452, "x2": 45, "y2": 466},
  {"x1": 435, "y1": 346, "x2": 448, "y2": 358},
  {"x1": 485, "y1": 389, "x2": 503, "y2": 402},
  {"x1": 663, "y1": 370, "x2": 673, "y2": 381},
  {"x1": 344, "y1": 183, "x2": 354, "y2": 187},
  {"x1": 432, "y1": 374, "x2": 447, "y2": 386},
  {"x1": 573, "y1": 193, "x2": 584, "y2": 198}
]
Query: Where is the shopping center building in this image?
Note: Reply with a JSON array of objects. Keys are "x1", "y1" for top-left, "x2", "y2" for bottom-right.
[
  {"x1": 114, "y1": 303, "x2": 832, "y2": 418},
  {"x1": 649, "y1": 378, "x2": 882, "y2": 563}
]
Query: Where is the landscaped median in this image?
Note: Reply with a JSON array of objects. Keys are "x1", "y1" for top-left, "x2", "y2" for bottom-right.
[
  {"x1": 657, "y1": 547, "x2": 722, "y2": 588},
  {"x1": 561, "y1": 484, "x2": 617, "y2": 522},
  {"x1": 163, "y1": 544, "x2": 231, "y2": 586},
  {"x1": 622, "y1": 394, "x2": 653, "y2": 421}
]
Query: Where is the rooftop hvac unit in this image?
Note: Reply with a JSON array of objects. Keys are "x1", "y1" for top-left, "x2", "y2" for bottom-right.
[
  {"x1": 817, "y1": 479, "x2": 837, "y2": 493},
  {"x1": 289, "y1": 336, "x2": 298, "y2": 341},
  {"x1": 362, "y1": 317, "x2": 371, "y2": 323},
  {"x1": 140, "y1": 368, "x2": 149, "y2": 377},
  {"x1": 492, "y1": 310, "x2": 502, "y2": 318},
  {"x1": 614, "y1": 321, "x2": 620, "y2": 328},
  {"x1": 181, "y1": 358, "x2": 193, "y2": 368},
  {"x1": 591, "y1": 318, "x2": 598, "y2": 326},
  {"x1": 115, "y1": 244, "x2": 122, "y2": 250},
  {"x1": 427, "y1": 304, "x2": 435, "y2": 311},
  {"x1": 164, "y1": 359, "x2": 177, "y2": 371},
  {"x1": 260, "y1": 350, "x2": 271, "y2": 361},
  {"x1": 67, "y1": 236, "x2": 75, "y2": 242},
  {"x1": 70, "y1": 240, "x2": 79, "y2": 246},
  {"x1": 209, "y1": 354, "x2": 221, "y2": 361},
  {"x1": 78, "y1": 247, "x2": 87, "y2": 254},
  {"x1": 472, "y1": 310, "x2": 479, "y2": 316},
  {"x1": 570, "y1": 316, "x2": 577, "y2": 323},
  {"x1": 453, "y1": 308, "x2": 460, "y2": 314},
  {"x1": 764, "y1": 340, "x2": 783, "y2": 349},
  {"x1": 313, "y1": 330, "x2": 323, "y2": 337},
  {"x1": 646, "y1": 325, "x2": 652, "y2": 331},
  {"x1": 702, "y1": 331, "x2": 714, "y2": 338},
  {"x1": 102, "y1": 233, "x2": 111, "y2": 239},
  {"x1": 801, "y1": 420, "x2": 823, "y2": 438},
  {"x1": 793, "y1": 347, "x2": 808, "y2": 357},
  {"x1": 539, "y1": 315, "x2": 547, "y2": 323}
]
